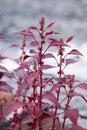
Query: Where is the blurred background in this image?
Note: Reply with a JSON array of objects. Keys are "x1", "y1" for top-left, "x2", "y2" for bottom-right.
[
  {"x1": 0, "y1": 0, "x2": 87, "y2": 128},
  {"x1": 0, "y1": 0, "x2": 87, "y2": 43}
]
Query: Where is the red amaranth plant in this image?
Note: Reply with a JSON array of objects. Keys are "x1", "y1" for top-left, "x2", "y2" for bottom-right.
[{"x1": 0, "y1": 17, "x2": 87, "y2": 130}]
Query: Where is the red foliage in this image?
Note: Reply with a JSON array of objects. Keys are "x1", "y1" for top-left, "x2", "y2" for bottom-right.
[{"x1": 0, "y1": 17, "x2": 87, "y2": 130}]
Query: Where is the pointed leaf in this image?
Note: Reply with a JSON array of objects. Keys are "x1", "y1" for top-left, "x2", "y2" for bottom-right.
[
  {"x1": 65, "y1": 109, "x2": 79, "y2": 125},
  {"x1": 50, "y1": 83, "x2": 65, "y2": 93},
  {"x1": 46, "y1": 22, "x2": 55, "y2": 29},
  {"x1": 0, "y1": 55, "x2": 7, "y2": 60},
  {"x1": 0, "y1": 81, "x2": 13, "y2": 92},
  {"x1": 42, "y1": 65, "x2": 55, "y2": 70},
  {"x1": 67, "y1": 49, "x2": 83, "y2": 56},
  {"x1": 30, "y1": 49, "x2": 37, "y2": 54},
  {"x1": 66, "y1": 36, "x2": 74, "y2": 43},
  {"x1": 45, "y1": 31, "x2": 59, "y2": 36},
  {"x1": 28, "y1": 26, "x2": 38, "y2": 30},
  {"x1": 28, "y1": 104, "x2": 42, "y2": 118},
  {"x1": 30, "y1": 41, "x2": 38, "y2": 46},
  {"x1": 75, "y1": 83, "x2": 87, "y2": 90},
  {"x1": 42, "y1": 92, "x2": 59, "y2": 107},
  {"x1": 16, "y1": 62, "x2": 30, "y2": 70},
  {"x1": 25, "y1": 74, "x2": 34, "y2": 86},
  {"x1": 3, "y1": 72, "x2": 14, "y2": 79},
  {"x1": 46, "y1": 31, "x2": 54, "y2": 36},
  {"x1": 70, "y1": 125, "x2": 86, "y2": 130},
  {"x1": 6, "y1": 101, "x2": 24, "y2": 116},
  {"x1": 9, "y1": 44, "x2": 19, "y2": 48},
  {"x1": 72, "y1": 91, "x2": 87, "y2": 102},
  {"x1": 65, "y1": 58, "x2": 78, "y2": 66},
  {"x1": 43, "y1": 53, "x2": 55, "y2": 59},
  {"x1": 49, "y1": 38, "x2": 66, "y2": 46},
  {"x1": 15, "y1": 30, "x2": 34, "y2": 37},
  {"x1": 23, "y1": 55, "x2": 30, "y2": 61}
]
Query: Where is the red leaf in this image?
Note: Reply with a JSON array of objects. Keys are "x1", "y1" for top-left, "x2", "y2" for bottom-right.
[
  {"x1": 30, "y1": 41, "x2": 38, "y2": 46},
  {"x1": 30, "y1": 49, "x2": 37, "y2": 54},
  {"x1": 28, "y1": 104, "x2": 42, "y2": 118},
  {"x1": 70, "y1": 125, "x2": 86, "y2": 130},
  {"x1": 9, "y1": 44, "x2": 19, "y2": 48},
  {"x1": 65, "y1": 109, "x2": 79, "y2": 125},
  {"x1": 3, "y1": 72, "x2": 14, "y2": 79},
  {"x1": 16, "y1": 62, "x2": 30, "y2": 70},
  {"x1": 0, "y1": 81, "x2": 13, "y2": 92},
  {"x1": 71, "y1": 91, "x2": 87, "y2": 102},
  {"x1": 28, "y1": 26, "x2": 38, "y2": 30},
  {"x1": 65, "y1": 58, "x2": 78, "y2": 66},
  {"x1": 46, "y1": 22, "x2": 55, "y2": 29},
  {"x1": 15, "y1": 30, "x2": 34, "y2": 37},
  {"x1": 42, "y1": 92, "x2": 59, "y2": 107},
  {"x1": 50, "y1": 83, "x2": 65, "y2": 93},
  {"x1": 0, "y1": 55, "x2": 7, "y2": 60},
  {"x1": 67, "y1": 49, "x2": 83, "y2": 56},
  {"x1": 75, "y1": 83, "x2": 87, "y2": 90},
  {"x1": 46, "y1": 31, "x2": 59, "y2": 36},
  {"x1": 23, "y1": 55, "x2": 30, "y2": 61},
  {"x1": 25, "y1": 74, "x2": 34, "y2": 86},
  {"x1": 66, "y1": 36, "x2": 74, "y2": 43},
  {"x1": 6, "y1": 101, "x2": 24, "y2": 116},
  {"x1": 46, "y1": 31, "x2": 54, "y2": 36},
  {"x1": 42, "y1": 65, "x2": 55, "y2": 70},
  {"x1": 49, "y1": 38, "x2": 66, "y2": 46},
  {"x1": 43, "y1": 53, "x2": 55, "y2": 59}
]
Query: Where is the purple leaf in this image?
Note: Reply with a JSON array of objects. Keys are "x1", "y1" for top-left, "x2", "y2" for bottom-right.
[
  {"x1": 46, "y1": 22, "x2": 55, "y2": 29},
  {"x1": 28, "y1": 104, "x2": 42, "y2": 118},
  {"x1": 6, "y1": 101, "x2": 24, "y2": 116},
  {"x1": 67, "y1": 49, "x2": 83, "y2": 56},
  {"x1": 65, "y1": 109, "x2": 79, "y2": 125},
  {"x1": 0, "y1": 55, "x2": 7, "y2": 60},
  {"x1": 25, "y1": 74, "x2": 34, "y2": 86},
  {"x1": 30, "y1": 41, "x2": 38, "y2": 46},
  {"x1": 64, "y1": 75, "x2": 74, "y2": 84},
  {"x1": 28, "y1": 26, "x2": 38, "y2": 30},
  {"x1": 71, "y1": 91, "x2": 87, "y2": 102},
  {"x1": 30, "y1": 49, "x2": 37, "y2": 54},
  {"x1": 20, "y1": 82, "x2": 30, "y2": 91},
  {"x1": 0, "y1": 81, "x2": 13, "y2": 92},
  {"x1": 49, "y1": 38, "x2": 66, "y2": 46},
  {"x1": 66, "y1": 36, "x2": 74, "y2": 43},
  {"x1": 9, "y1": 44, "x2": 19, "y2": 48},
  {"x1": 42, "y1": 65, "x2": 55, "y2": 70},
  {"x1": 50, "y1": 83, "x2": 65, "y2": 93},
  {"x1": 70, "y1": 125, "x2": 86, "y2": 130},
  {"x1": 3, "y1": 72, "x2": 14, "y2": 79},
  {"x1": 18, "y1": 61, "x2": 30, "y2": 70},
  {"x1": 42, "y1": 92, "x2": 59, "y2": 107},
  {"x1": 15, "y1": 30, "x2": 34, "y2": 37},
  {"x1": 65, "y1": 58, "x2": 78, "y2": 66},
  {"x1": 43, "y1": 53, "x2": 55, "y2": 59},
  {"x1": 45, "y1": 31, "x2": 59, "y2": 36},
  {"x1": 46, "y1": 31, "x2": 54, "y2": 36},
  {"x1": 23, "y1": 55, "x2": 30, "y2": 61},
  {"x1": 75, "y1": 83, "x2": 87, "y2": 90}
]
